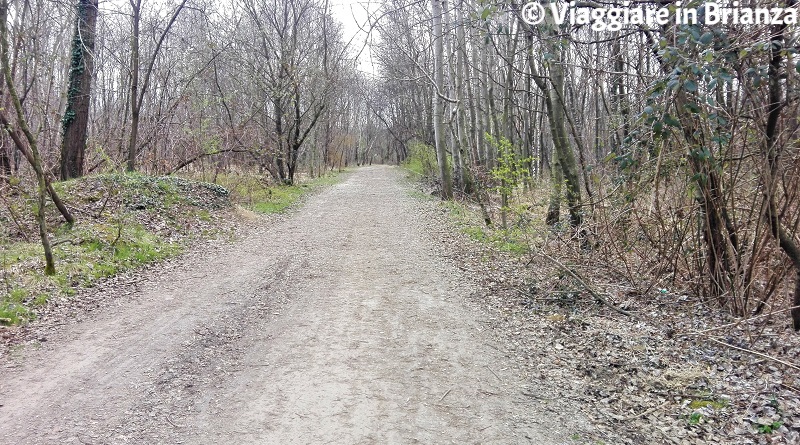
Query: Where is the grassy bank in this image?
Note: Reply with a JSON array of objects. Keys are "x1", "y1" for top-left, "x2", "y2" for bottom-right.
[
  {"x1": 0, "y1": 170, "x2": 343, "y2": 326},
  {"x1": 401, "y1": 143, "x2": 539, "y2": 256},
  {"x1": 0, "y1": 173, "x2": 232, "y2": 325},
  {"x1": 196, "y1": 172, "x2": 343, "y2": 214}
]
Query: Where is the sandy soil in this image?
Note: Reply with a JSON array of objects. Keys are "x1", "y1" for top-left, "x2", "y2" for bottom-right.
[{"x1": 0, "y1": 166, "x2": 587, "y2": 444}]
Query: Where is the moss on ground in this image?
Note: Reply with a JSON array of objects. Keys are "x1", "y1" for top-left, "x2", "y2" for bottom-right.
[
  {"x1": 0, "y1": 173, "x2": 231, "y2": 326},
  {"x1": 437, "y1": 198, "x2": 532, "y2": 255}
]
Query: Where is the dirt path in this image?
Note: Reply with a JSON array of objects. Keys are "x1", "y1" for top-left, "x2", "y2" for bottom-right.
[{"x1": 0, "y1": 166, "x2": 586, "y2": 444}]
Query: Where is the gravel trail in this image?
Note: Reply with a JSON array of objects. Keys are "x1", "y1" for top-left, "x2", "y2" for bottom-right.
[{"x1": 0, "y1": 166, "x2": 584, "y2": 444}]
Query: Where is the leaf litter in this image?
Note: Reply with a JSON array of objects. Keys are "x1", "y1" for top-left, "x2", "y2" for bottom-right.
[{"x1": 412, "y1": 181, "x2": 800, "y2": 445}]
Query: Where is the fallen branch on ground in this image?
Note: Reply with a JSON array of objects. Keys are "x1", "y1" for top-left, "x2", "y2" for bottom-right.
[
  {"x1": 684, "y1": 305, "x2": 800, "y2": 336},
  {"x1": 537, "y1": 251, "x2": 640, "y2": 320},
  {"x1": 50, "y1": 238, "x2": 85, "y2": 247},
  {"x1": 705, "y1": 337, "x2": 800, "y2": 372}
]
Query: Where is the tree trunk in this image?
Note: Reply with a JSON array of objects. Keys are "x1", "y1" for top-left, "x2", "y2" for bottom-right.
[
  {"x1": 760, "y1": 13, "x2": 800, "y2": 329},
  {"x1": 611, "y1": 37, "x2": 630, "y2": 145},
  {"x1": 471, "y1": 26, "x2": 484, "y2": 165},
  {"x1": 486, "y1": 51, "x2": 499, "y2": 168},
  {"x1": 126, "y1": 0, "x2": 140, "y2": 172},
  {"x1": 794, "y1": 273, "x2": 800, "y2": 331},
  {"x1": 60, "y1": 0, "x2": 98, "y2": 180},
  {"x1": 482, "y1": 30, "x2": 495, "y2": 168},
  {"x1": 441, "y1": 0, "x2": 463, "y2": 191},
  {"x1": 527, "y1": 27, "x2": 582, "y2": 227},
  {"x1": 126, "y1": 0, "x2": 186, "y2": 172},
  {"x1": 503, "y1": 22, "x2": 517, "y2": 145},
  {"x1": 545, "y1": 156, "x2": 562, "y2": 225},
  {"x1": 431, "y1": 0, "x2": 452, "y2": 199},
  {"x1": 547, "y1": 52, "x2": 582, "y2": 227},
  {"x1": 288, "y1": 86, "x2": 303, "y2": 185},
  {"x1": 0, "y1": 136, "x2": 10, "y2": 177},
  {"x1": 275, "y1": 93, "x2": 287, "y2": 183},
  {"x1": 672, "y1": 86, "x2": 738, "y2": 306},
  {"x1": 459, "y1": 5, "x2": 478, "y2": 168}
]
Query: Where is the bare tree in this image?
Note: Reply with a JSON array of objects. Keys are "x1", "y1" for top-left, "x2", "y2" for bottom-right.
[
  {"x1": 0, "y1": 0, "x2": 54, "y2": 274},
  {"x1": 126, "y1": 0, "x2": 188, "y2": 172}
]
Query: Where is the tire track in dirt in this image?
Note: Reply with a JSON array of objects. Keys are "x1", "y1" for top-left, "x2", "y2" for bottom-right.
[{"x1": 0, "y1": 166, "x2": 586, "y2": 444}]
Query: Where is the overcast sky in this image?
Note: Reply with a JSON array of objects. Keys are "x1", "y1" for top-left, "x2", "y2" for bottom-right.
[{"x1": 329, "y1": 0, "x2": 379, "y2": 74}]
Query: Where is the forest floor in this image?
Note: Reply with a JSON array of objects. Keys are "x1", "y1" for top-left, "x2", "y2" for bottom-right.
[
  {"x1": 419, "y1": 188, "x2": 800, "y2": 444},
  {"x1": 1, "y1": 165, "x2": 797, "y2": 444}
]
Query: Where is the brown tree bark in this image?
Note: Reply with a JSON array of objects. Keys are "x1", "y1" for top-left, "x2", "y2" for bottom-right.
[
  {"x1": 545, "y1": 156, "x2": 562, "y2": 226},
  {"x1": 673, "y1": 88, "x2": 738, "y2": 307},
  {"x1": 760, "y1": 10, "x2": 800, "y2": 329},
  {"x1": 0, "y1": 136, "x2": 10, "y2": 177},
  {"x1": 60, "y1": 0, "x2": 98, "y2": 180}
]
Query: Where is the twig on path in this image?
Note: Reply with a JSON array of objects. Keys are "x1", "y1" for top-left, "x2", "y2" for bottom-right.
[
  {"x1": 432, "y1": 403, "x2": 471, "y2": 409},
  {"x1": 780, "y1": 382, "x2": 800, "y2": 393},
  {"x1": 485, "y1": 365, "x2": 502, "y2": 383},
  {"x1": 482, "y1": 342, "x2": 502, "y2": 352},
  {"x1": 439, "y1": 387, "x2": 453, "y2": 402},
  {"x1": 40, "y1": 322, "x2": 68, "y2": 329},
  {"x1": 165, "y1": 415, "x2": 185, "y2": 428},
  {"x1": 537, "y1": 252, "x2": 639, "y2": 320},
  {"x1": 521, "y1": 390, "x2": 544, "y2": 399}
]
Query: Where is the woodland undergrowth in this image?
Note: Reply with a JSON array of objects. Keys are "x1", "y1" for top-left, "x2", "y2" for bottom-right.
[{"x1": 406, "y1": 144, "x2": 800, "y2": 444}]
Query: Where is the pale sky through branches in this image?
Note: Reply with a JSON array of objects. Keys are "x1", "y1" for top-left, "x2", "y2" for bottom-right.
[
  {"x1": 98, "y1": 0, "x2": 379, "y2": 74},
  {"x1": 328, "y1": 0, "x2": 378, "y2": 74}
]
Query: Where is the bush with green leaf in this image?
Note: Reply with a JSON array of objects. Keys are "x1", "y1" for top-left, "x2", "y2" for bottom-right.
[
  {"x1": 486, "y1": 134, "x2": 532, "y2": 229},
  {"x1": 402, "y1": 141, "x2": 439, "y2": 179}
]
